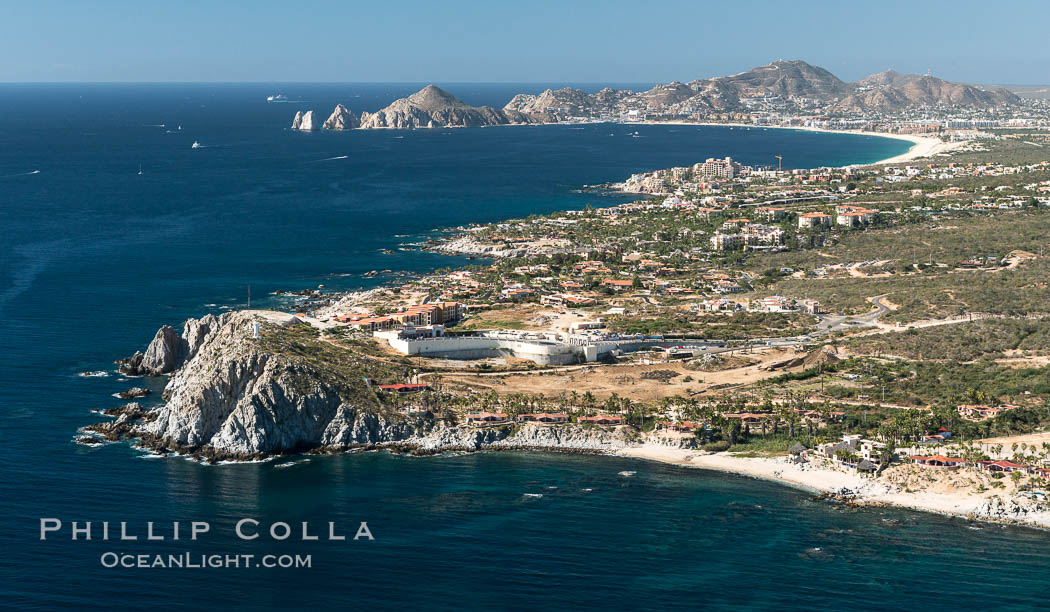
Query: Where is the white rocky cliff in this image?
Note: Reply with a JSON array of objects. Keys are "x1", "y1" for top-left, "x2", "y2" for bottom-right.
[
  {"x1": 322, "y1": 104, "x2": 359, "y2": 130},
  {"x1": 290, "y1": 110, "x2": 318, "y2": 131}
]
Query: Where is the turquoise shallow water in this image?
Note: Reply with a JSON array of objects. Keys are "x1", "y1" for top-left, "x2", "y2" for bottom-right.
[{"x1": 5, "y1": 84, "x2": 1038, "y2": 610}]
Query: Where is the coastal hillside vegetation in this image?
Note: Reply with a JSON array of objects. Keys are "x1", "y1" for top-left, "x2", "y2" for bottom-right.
[{"x1": 845, "y1": 319, "x2": 1050, "y2": 361}]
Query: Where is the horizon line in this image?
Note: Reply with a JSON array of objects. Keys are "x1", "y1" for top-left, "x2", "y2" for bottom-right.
[
  {"x1": 0, "y1": 80, "x2": 662, "y2": 86},
  {"x1": 1, "y1": 80, "x2": 1049, "y2": 87}
]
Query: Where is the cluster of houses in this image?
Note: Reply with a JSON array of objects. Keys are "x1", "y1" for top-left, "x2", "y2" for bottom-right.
[
  {"x1": 883, "y1": 159, "x2": 1050, "y2": 183},
  {"x1": 958, "y1": 404, "x2": 1018, "y2": 421},
  {"x1": 463, "y1": 412, "x2": 625, "y2": 426},
  {"x1": 310, "y1": 148, "x2": 1050, "y2": 367},
  {"x1": 330, "y1": 302, "x2": 463, "y2": 333},
  {"x1": 906, "y1": 455, "x2": 1050, "y2": 477},
  {"x1": 801, "y1": 427, "x2": 1050, "y2": 479},
  {"x1": 453, "y1": 404, "x2": 851, "y2": 433},
  {"x1": 695, "y1": 295, "x2": 820, "y2": 314}
]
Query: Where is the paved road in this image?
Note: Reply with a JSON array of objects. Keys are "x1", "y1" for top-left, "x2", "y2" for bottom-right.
[{"x1": 812, "y1": 294, "x2": 889, "y2": 336}]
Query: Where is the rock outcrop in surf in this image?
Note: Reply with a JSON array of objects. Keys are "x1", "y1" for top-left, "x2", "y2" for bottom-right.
[
  {"x1": 290, "y1": 110, "x2": 318, "y2": 131},
  {"x1": 116, "y1": 315, "x2": 218, "y2": 376}
]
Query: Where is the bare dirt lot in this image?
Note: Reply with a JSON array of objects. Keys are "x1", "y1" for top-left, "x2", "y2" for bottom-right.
[{"x1": 429, "y1": 346, "x2": 803, "y2": 402}]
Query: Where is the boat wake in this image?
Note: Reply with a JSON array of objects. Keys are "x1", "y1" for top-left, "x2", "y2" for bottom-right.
[
  {"x1": 6, "y1": 170, "x2": 40, "y2": 177},
  {"x1": 314, "y1": 155, "x2": 349, "y2": 162}
]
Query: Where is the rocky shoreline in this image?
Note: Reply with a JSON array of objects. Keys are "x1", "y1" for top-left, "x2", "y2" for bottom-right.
[
  {"x1": 80, "y1": 310, "x2": 646, "y2": 463},
  {"x1": 79, "y1": 310, "x2": 1050, "y2": 530},
  {"x1": 430, "y1": 234, "x2": 533, "y2": 259},
  {"x1": 82, "y1": 411, "x2": 640, "y2": 465}
]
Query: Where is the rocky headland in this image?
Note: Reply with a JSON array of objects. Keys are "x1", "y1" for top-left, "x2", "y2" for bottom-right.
[
  {"x1": 292, "y1": 85, "x2": 550, "y2": 132},
  {"x1": 85, "y1": 310, "x2": 641, "y2": 462},
  {"x1": 358, "y1": 85, "x2": 538, "y2": 129}
]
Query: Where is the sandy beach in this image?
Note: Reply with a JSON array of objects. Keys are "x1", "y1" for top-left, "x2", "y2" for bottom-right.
[
  {"x1": 616, "y1": 443, "x2": 1050, "y2": 529},
  {"x1": 633, "y1": 119, "x2": 961, "y2": 165}
]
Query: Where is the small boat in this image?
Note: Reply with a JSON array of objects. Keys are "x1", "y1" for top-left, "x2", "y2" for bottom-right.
[
  {"x1": 191, "y1": 141, "x2": 201, "y2": 149},
  {"x1": 266, "y1": 94, "x2": 288, "y2": 102},
  {"x1": 137, "y1": 164, "x2": 143, "y2": 175}
]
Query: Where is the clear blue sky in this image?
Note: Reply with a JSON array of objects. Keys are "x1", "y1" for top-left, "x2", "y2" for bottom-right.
[{"x1": 2, "y1": 0, "x2": 1046, "y2": 84}]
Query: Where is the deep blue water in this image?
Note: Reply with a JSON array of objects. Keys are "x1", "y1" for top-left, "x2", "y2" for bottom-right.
[{"x1": 6, "y1": 84, "x2": 1040, "y2": 610}]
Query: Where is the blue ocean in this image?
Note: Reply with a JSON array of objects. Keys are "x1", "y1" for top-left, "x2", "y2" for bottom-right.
[{"x1": 6, "y1": 83, "x2": 1046, "y2": 610}]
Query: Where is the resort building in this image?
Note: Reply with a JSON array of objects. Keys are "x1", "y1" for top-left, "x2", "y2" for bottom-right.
[
  {"x1": 710, "y1": 233, "x2": 742, "y2": 251},
  {"x1": 755, "y1": 206, "x2": 788, "y2": 220},
  {"x1": 958, "y1": 404, "x2": 1017, "y2": 420},
  {"x1": 908, "y1": 455, "x2": 966, "y2": 468},
  {"x1": 516, "y1": 413, "x2": 570, "y2": 423},
  {"x1": 798, "y1": 212, "x2": 832, "y2": 228},
  {"x1": 695, "y1": 157, "x2": 741, "y2": 180},
  {"x1": 579, "y1": 415, "x2": 625, "y2": 426},
  {"x1": 976, "y1": 460, "x2": 1028, "y2": 474},
  {"x1": 835, "y1": 205, "x2": 877, "y2": 226},
  {"x1": 465, "y1": 412, "x2": 509, "y2": 424}
]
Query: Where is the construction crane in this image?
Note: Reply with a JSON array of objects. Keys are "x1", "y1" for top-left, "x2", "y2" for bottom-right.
[{"x1": 774, "y1": 155, "x2": 783, "y2": 171}]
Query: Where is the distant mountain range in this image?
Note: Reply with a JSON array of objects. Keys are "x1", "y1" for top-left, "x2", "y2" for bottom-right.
[
  {"x1": 841, "y1": 69, "x2": 1021, "y2": 112},
  {"x1": 505, "y1": 60, "x2": 1023, "y2": 117},
  {"x1": 293, "y1": 60, "x2": 1027, "y2": 131}
]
